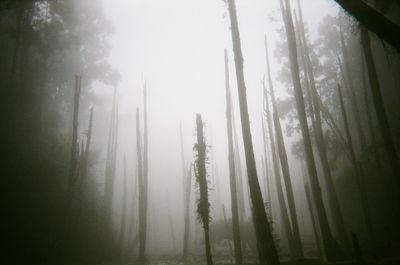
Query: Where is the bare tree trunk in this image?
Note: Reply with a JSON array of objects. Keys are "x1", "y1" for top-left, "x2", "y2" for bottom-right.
[
  {"x1": 222, "y1": 204, "x2": 234, "y2": 264},
  {"x1": 137, "y1": 107, "x2": 146, "y2": 263},
  {"x1": 279, "y1": 0, "x2": 341, "y2": 261},
  {"x1": 295, "y1": 4, "x2": 349, "y2": 249},
  {"x1": 194, "y1": 114, "x2": 213, "y2": 265},
  {"x1": 304, "y1": 184, "x2": 323, "y2": 259},
  {"x1": 360, "y1": 26, "x2": 400, "y2": 193},
  {"x1": 142, "y1": 83, "x2": 149, "y2": 262},
  {"x1": 182, "y1": 164, "x2": 192, "y2": 261},
  {"x1": 104, "y1": 89, "x2": 118, "y2": 223},
  {"x1": 225, "y1": 48, "x2": 243, "y2": 265},
  {"x1": 265, "y1": 36, "x2": 303, "y2": 258},
  {"x1": 226, "y1": 1, "x2": 279, "y2": 264},
  {"x1": 261, "y1": 114, "x2": 272, "y2": 215},
  {"x1": 263, "y1": 82, "x2": 296, "y2": 258},
  {"x1": 333, "y1": 0, "x2": 400, "y2": 52},
  {"x1": 119, "y1": 155, "x2": 128, "y2": 256},
  {"x1": 230, "y1": 97, "x2": 247, "y2": 222},
  {"x1": 337, "y1": 84, "x2": 376, "y2": 248},
  {"x1": 68, "y1": 75, "x2": 82, "y2": 191}
]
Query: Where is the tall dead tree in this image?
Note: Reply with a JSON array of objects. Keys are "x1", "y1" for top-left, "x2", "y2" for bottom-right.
[
  {"x1": 81, "y1": 107, "x2": 93, "y2": 180},
  {"x1": 194, "y1": 114, "x2": 213, "y2": 265},
  {"x1": 182, "y1": 163, "x2": 192, "y2": 261},
  {"x1": 279, "y1": 0, "x2": 341, "y2": 261},
  {"x1": 226, "y1": 1, "x2": 279, "y2": 264},
  {"x1": 230, "y1": 98, "x2": 247, "y2": 222},
  {"x1": 263, "y1": 82, "x2": 296, "y2": 258},
  {"x1": 136, "y1": 107, "x2": 145, "y2": 263},
  {"x1": 265, "y1": 36, "x2": 303, "y2": 258},
  {"x1": 337, "y1": 84, "x2": 376, "y2": 248},
  {"x1": 103, "y1": 88, "x2": 118, "y2": 223},
  {"x1": 360, "y1": 26, "x2": 400, "y2": 193},
  {"x1": 119, "y1": 155, "x2": 128, "y2": 255},
  {"x1": 68, "y1": 75, "x2": 82, "y2": 192},
  {"x1": 140, "y1": 83, "x2": 149, "y2": 262},
  {"x1": 304, "y1": 184, "x2": 323, "y2": 259},
  {"x1": 224, "y1": 48, "x2": 243, "y2": 265},
  {"x1": 295, "y1": 4, "x2": 349, "y2": 249}
]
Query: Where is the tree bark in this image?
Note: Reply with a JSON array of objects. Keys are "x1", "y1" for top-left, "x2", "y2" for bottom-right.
[
  {"x1": 225, "y1": 48, "x2": 243, "y2": 265},
  {"x1": 226, "y1": 1, "x2": 280, "y2": 264}
]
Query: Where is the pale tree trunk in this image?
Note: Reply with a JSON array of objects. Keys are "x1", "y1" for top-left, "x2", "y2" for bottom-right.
[
  {"x1": 279, "y1": 0, "x2": 342, "y2": 261},
  {"x1": 119, "y1": 155, "x2": 128, "y2": 256},
  {"x1": 265, "y1": 36, "x2": 304, "y2": 258},
  {"x1": 360, "y1": 26, "x2": 400, "y2": 194},
  {"x1": 137, "y1": 107, "x2": 146, "y2": 263},
  {"x1": 104, "y1": 88, "x2": 118, "y2": 222},
  {"x1": 182, "y1": 164, "x2": 192, "y2": 261},
  {"x1": 226, "y1": 1, "x2": 280, "y2": 264},
  {"x1": 225, "y1": 48, "x2": 243, "y2": 265},
  {"x1": 295, "y1": 4, "x2": 349, "y2": 249},
  {"x1": 263, "y1": 81, "x2": 296, "y2": 258}
]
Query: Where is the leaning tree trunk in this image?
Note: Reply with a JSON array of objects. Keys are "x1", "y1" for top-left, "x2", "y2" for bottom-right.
[
  {"x1": 295, "y1": 4, "x2": 349, "y2": 249},
  {"x1": 279, "y1": 0, "x2": 341, "y2": 261},
  {"x1": 194, "y1": 114, "x2": 213, "y2": 265},
  {"x1": 263, "y1": 82, "x2": 296, "y2": 258},
  {"x1": 337, "y1": 84, "x2": 376, "y2": 248},
  {"x1": 226, "y1": 1, "x2": 280, "y2": 264},
  {"x1": 225, "y1": 48, "x2": 243, "y2": 265},
  {"x1": 266, "y1": 36, "x2": 303, "y2": 258},
  {"x1": 333, "y1": 0, "x2": 400, "y2": 52},
  {"x1": 360, "y1": 26, "x2": 400, "y2": 194},
  {"x1": 304, "y1": 184, "x2": 323, "y2": 259}
]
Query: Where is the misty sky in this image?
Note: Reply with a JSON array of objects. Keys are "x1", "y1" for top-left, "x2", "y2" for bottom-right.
[{"x1": 97, "y1": 0, "x2": 339, "y2": 254}]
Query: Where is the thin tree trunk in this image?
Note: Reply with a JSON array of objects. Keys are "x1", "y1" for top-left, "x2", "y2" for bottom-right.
[
  {"x1": 333, "y1": 0, "x2": 400, "y2": 52},
  {"x1": 279, "y1": 0, "x2": 341, "y2": 261},
  {"x1": 137, "y1": 107, "x2": 146, "y2": 263},
  {"x1": 304, "y1": 184, "x2": 323, "y2": 259},
  {"x1": 142, "y1": 83, "x2": 149, "y2": 262},
  {"x1": 266, "y1": 36, "x2": 303, "y2": 258},
  {"x1": 104, "y1": 89, "x2": 118, "y2": 223},
  {"x1": 295, "y1": 4, "x2": 349, "y2": 249},
  {"x1": 225, "y1": 48, "x2": 243, "y2": 265},
  {"x1": 194, "y1": 114, "x2": 213, "y2": 265},
  {"x1": 360, "y1": 26, "x2": 400, "y2": 193},
  {"x1": 263, "y1": 82, "x2": 296, "y2": 258},
  {"x1": 230, "y1": 97, "x2": 247, "y2": 222},
  {"x1": 222, "y1": 204, "x2": 234, "y2": 264},
  {"x1": 182, "y1": 164, "x2": 192, "y2": 261},
  {"x1": 226, "y1": 1, "x2": 280, "y2": 264},
  {"x1": 337, "y1": 84, "x2": 376, "y2": 248},
  {"x1": 119, "y1": 155, "x2": 128, "y2": 256}
]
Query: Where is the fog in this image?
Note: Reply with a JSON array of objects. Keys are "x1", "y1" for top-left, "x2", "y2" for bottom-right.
[{"x1": 2, "y1": 0, "x2": 400, "y2": 264}]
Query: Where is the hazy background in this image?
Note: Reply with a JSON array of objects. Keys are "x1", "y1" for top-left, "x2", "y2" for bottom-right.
[{"x1": 95, "y1": 0, "x2": 338, "y2": 255}]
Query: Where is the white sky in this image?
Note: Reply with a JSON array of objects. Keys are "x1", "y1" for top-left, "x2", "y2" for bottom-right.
[{"x1": 99, "y1": 0, "x2": 339, "y2": 255}]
